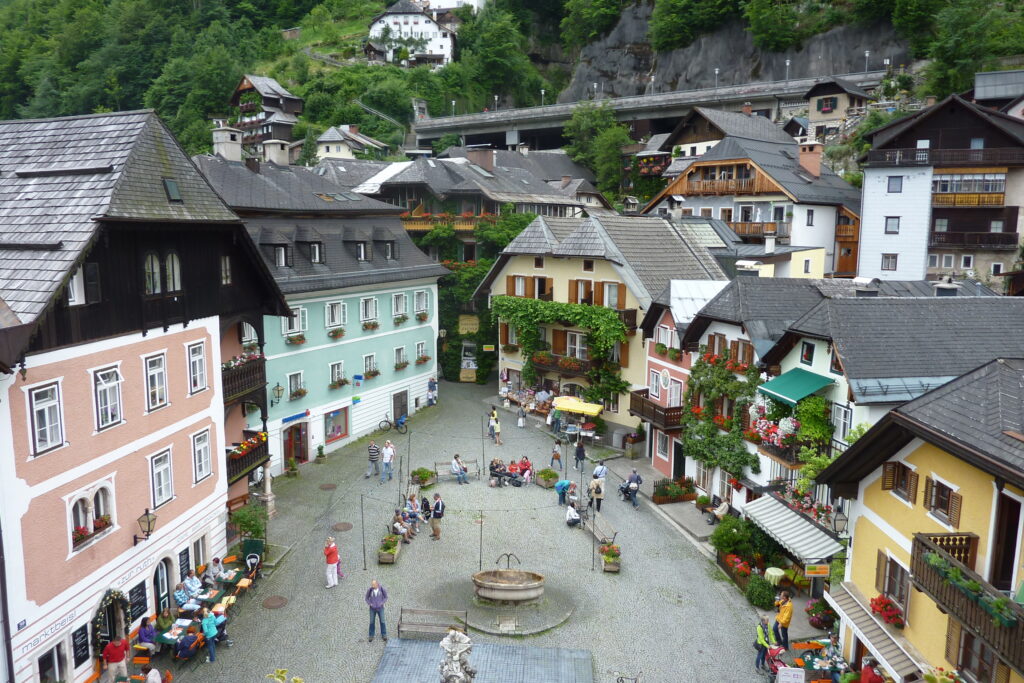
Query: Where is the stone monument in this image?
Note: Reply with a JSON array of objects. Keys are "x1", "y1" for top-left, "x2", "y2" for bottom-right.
[{"x1": 439, "y1": 628, "x2": 476, "y2": 683}]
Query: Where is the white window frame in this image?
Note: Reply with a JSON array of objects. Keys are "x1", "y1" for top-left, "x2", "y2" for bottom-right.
[
  {"x1": 884, "y1": 217, "x2": 900, "y2": 234},
  {"x1": 934, "y1": 218, "x2": 948, "y2": 232},
  {"x1": 325, "y1": 301, "x2": 346, "y2": 328},
  {"x1": 220, "y1": 254, "x2": 232, "y2": 285},
  {"x1": 330, "y1": 361, "x2": 345, "y2": 383},
  {"x1": 150, "y1": 449, "x2": 174, "y2": 508},
  {"x1": 144, "y1": 252, "x2": 162, "y2": 295},
  {"x1": 566, "y1": 331, "x2": 588, "y2": 360},
  {"x1": 383, "y1": 242, "x2": 394, "y2": 259},
  {"x1": 507, "y1": 325, "x2": 518, "y2": 345},
  {"x1": 603, "y1": 392, "x2": 619, "y2": 413},
  {"x1": 942, "y1": 254, "x2": 954, "y2": 268},
  {"x1": 991, "y1": 262, "x2": 1004, "y2": 275},
  {"x1": 360, "y1": 297, "x2": 379, "y2": 322},
  {"x1": 414, "y1": 290, "x2": 429, "y2": 313},
  {"x1": 514, "y1": 276, "x2": 526, "y2": 296},
  {"x1": 282, "y1": 307, "x2": 308, "y2": 335},
  {"x1": 164, "y1": 252, "x2": 182, "y2": 292},
  {"x1": 416, "y1": 341, "x2": 426, "y2": 358},
  {"x1": 144, "y1": 354, "x2": 168, "y2": 412},
  {"x1": 603, "y1": 282, "x2": 619, "y2": 309},
  {"x1": 287, "y1": 371, "x2": 304, "y2": 397},
  {"x1": 192, "y1": 429, "x2": 212, "y2": 484},
  {"x1": 928, "y1": 254, "x2": 939, "y2": 268},
  {"x1": 649, "y1": 370, "x2": 661, "y2": 399},
  {"x1": 962, "y1": 255, "x2": 974, "y2": 269},
  {"x1": 831, "y1": 402, "x2": 853, "y2": 442},
  {"x1": 392, "y1": 292, "x2": 408, "y2": 316},
  {"x1": 694, "y1": 459, "x2": 710, "y2": 490},
  {"x1": 991, "y1": 219, "x2": 1005, "y2": 233},
  {"x1": 363, "y1": 353, "x2": 377, "y2": 374},
  {"x1": 93, "y1": 366, "x2": 124, "y2": 431},
  {"x1": 881, "y1": 253, "x2": 898, "y2": 271},
  {"x1": 394, "y1": 346, "x2": 407, "y2": 365},
  {"x1": 187, "y1": 342, "x2": 207, "y2": 395},
  {"x1": 67, "y1": 267, "x2": 85, "y2": 306},
  {"x1": 310, "y1": 242, "x2": 323, "y2": 263},
  {"x1": 274, "y1": 246, "x2": 287, "y2": 267},
  {"x1": 241, "y1": 322, "x2": 258, "y2": 343},
  {"x1": 27, "y1": 381, "x2": 64, "y2": 455},
  {"x1": 657, "y1": 431, "x2": 669, "y2": 459},
  {"x1": 356, "y1": 242, "x2": 367, "y2": 261}
]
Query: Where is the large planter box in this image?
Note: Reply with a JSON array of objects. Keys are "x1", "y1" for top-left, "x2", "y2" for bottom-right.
[
  {"x1": 536, "y1": 478, "x2": 557, "y2": 489},
  {"x1": 602, "y1": 558, "x2": 621, "y2": 573},
  {"x1": 652, "y1": 492, "x2": 699, "y2": 505},
  {"x1": 412, "y1": 474, "x2": 437, "y2": 487},
  {"x1": 378, "y1": 541, "x2": 400, "y2": 565}
]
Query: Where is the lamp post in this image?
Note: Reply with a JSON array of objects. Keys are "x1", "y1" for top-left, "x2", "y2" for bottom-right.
[
  {"x1": 785, "y1": 59, "x2": 791, "y2": 83},
  {"x1": 541, "y1": 89, "x2": 545, "y2": 107},
  {"x1": 864, "y1": 50, "x2": 870, "y2": 73},
  {"x1": 714, "y1": 68, "x2": 719, "y2": 95},
  {"x1": 451, "y1": 100, "x2": 455, "y2": 117},
  {"x1": 493, "y1": 94, "x2": 498, "y2": 111},
  {"x1": 133, "y1": 508, "x2": 157, "y2": 546},
  {"x1": 270, "y1": 382, "x2": 285, "y2": 407}
]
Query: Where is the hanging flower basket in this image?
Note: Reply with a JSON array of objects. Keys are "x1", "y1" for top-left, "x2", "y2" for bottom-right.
[{"x1": 327, "y1": 328, "x2": 346, "y2": 340}]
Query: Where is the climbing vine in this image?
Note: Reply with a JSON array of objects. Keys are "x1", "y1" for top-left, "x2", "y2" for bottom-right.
[
  {"x1": 679, "y1": 345, "x2": 762, "y2": 476},
  {"x1": 490, "y1": 295, "x2": 627, "y2": 400}
]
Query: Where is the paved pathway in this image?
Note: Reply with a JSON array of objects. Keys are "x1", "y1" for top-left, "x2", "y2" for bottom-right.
[{"x1": 171, "y1": 381, "x2": 757, "y2": 682}]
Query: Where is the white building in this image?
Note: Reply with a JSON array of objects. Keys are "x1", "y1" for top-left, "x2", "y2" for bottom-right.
[{"x1": 369, "y1": 0, "x2": 456, "y2": 67}]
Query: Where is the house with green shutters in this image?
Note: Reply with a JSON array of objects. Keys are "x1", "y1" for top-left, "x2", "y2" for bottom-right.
[{"x1": 196, "y1": 136, "x2": 448, "y2": 475}]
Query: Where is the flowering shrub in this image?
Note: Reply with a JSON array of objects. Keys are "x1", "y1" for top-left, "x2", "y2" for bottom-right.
[
  {"x1": 222, "y1": 351, "x2": 264, "y2": 370},
  {"x1": 600, "y1": 544, "x2": 621, "y2": 561},
  {"x1": 289, "y1": 388, "x2": 307, "y2": 400},
  {"x1": 727, "y1": 476, "x2": 742, "y2": 491},
  {"x1": 690, "y1": 405, "x2": 704, "y2": 417},
  {"x1": 724, "y1": 553, "x2": 752, "y2": 576},
  {"x1": 460, "y1": 211, "x2": 474, "y2": 218},
  {"x1": 712, "y1": 414, "x2": 734, "y2": 430},
  {"x1": 752, "y1": 415, "x2": 801, "y2": 447},
  {"x1": 870, "y1": 594, "x2": 905, "y2": 628},
  {"x1": 742, "y1": 428, "x2": 762, "y2": 443},
  {"x1": 229, "y1": 432, "x2": 268, "y2": 459},
  {"x1": 724, "y1": 359, "x2": 750, "y2": 372},
  {"x1": 804, "y1": 598, "x2": 838, "y2": 630},
  {"x1": 365, "y1": 368, "x2": 381, "y2": 379},
  {"x1": 784, "y1": 482, "x2": 833, "y2": 524},
  {"x1": 399, "y1": 211, "x2": 411, "y2": 218}
]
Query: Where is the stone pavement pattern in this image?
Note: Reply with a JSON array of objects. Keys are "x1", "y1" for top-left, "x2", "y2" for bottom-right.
[{"x1": 170, "y1": 382, "x2": 757, "y2": 683}]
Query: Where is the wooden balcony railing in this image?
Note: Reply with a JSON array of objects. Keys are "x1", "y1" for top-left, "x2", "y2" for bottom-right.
[
  {"x1": 932, "y1": 192, "x2": 1005, "y2": 207},
  {"x1": 835, "y1": 223, "x2": 858, "y2": 240},
  {"x1": 531, "y1": 353, "x2": 592, "y2": 378},
  {"x1": 628, "y1": 389, "x2": 685, "y2": 431},
  {"x1": 866, "y1": 147, "x2": 1024, "y2": 167},
  {"x1": 911, "y1": 532, "x2": 1024, "y2": 674},
  {"x1": 929, "y1": 231, "x2": 1018, "y2": 249},
  {"x1": 223, "y1": 357, "x2": 267, "y2": 403},
  {"x1": 401, "y1": 216, "x2": 480, "y2": 231},
  {"x1": 616, "y1": 308, "x2": 638, "y2": 329},
  {"x1": 728, "y1": 221, "x2": 792, "y2": 238},
  {"x1": 684, "y1": 178, "x2": 754, "y2": 195},
  {"x1": 226, "y1": 430, "x2": 270, "y2": 484}
]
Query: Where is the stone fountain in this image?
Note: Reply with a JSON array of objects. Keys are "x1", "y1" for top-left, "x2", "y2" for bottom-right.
[{"x1": 471, "y1": 553, "x2": 545, "y2": 603}]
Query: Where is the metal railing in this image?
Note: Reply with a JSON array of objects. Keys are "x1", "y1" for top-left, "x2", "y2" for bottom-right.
[
  {"x1": 929, "y1": 231, "x2": 1018, "y2": 248},
  {"x1": 866, "y1": 148, "x2": 1024, "y2": 166}
]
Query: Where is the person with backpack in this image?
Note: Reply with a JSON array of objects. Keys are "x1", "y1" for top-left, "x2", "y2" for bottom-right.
[
  {"x1": 626, "y1": 468, "x2": 642, "y2": 509},
  {"x1": 587, "y1": 474, "x2": 605, "y2": 512},
  {"x1": 755, "y1": 615, "x2": 776, "y2": 673}
]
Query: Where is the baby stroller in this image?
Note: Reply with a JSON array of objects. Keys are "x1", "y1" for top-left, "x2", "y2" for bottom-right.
[
  {"x1": 765, "y1": 645, "x2": 788, "y2": 680},
  {"x1": 245, "y1": 553, "x2": 262, "y2": 580}
]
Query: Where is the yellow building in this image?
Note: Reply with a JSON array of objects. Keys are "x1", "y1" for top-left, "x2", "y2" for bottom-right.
[
  {"x1": 819, "y1": 358, "x2": 1024, "y2": 683},
  {"x1": 474, "y1": 215, "x2": 727, "y2": 437}
]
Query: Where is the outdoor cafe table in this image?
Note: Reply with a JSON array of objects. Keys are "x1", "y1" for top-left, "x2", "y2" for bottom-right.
[
  {"x1": 216, "y1": 568, "x2": 246, "y2": 587},
  {"x1": 196, "y1": 588, "x2": 224, "y2": 605},
  {"x1": 156, "y1": 620, "x2": 200, "y2": 647},
  {"x1": 764, "y1": 567, "x2": 786, "y2": 586}
]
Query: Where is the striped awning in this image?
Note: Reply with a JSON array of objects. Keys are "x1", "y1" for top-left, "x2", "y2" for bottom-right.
[{"x1": 743, "y1": 494, "x2": 842, "y2": 562}]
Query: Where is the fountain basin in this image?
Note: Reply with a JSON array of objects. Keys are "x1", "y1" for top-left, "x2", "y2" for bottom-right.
[{"x1": 471, "y1": 570, "x2": 545, "y2": 602}]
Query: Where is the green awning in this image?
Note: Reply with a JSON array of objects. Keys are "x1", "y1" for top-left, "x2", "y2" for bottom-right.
[{"x1": 757, "y1": 367, "x2": 833, "y2": 406}]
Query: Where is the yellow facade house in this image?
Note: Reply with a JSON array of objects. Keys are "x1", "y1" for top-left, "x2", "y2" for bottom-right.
[
  {"x1": 473, "y1": 215, "x2": 726, "y2": 438},
  {"x1": 819, "y1": 358, "x2": 1024, "y2": 683}
]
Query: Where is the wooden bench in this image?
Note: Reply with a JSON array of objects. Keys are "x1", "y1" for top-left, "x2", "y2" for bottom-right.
[
  {"x1": 583, "y1": 511, "x2": 617, "y2": 545},
  {"x1": 397, "y1": 607, "x2": 468, "y2": 639},
  {"x1": 434, "y1": 460, "x2": 481, "y2": 481}
]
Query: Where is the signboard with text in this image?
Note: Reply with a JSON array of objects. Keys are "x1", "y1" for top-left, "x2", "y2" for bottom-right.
[
  {"x1": 804, "y1": 564, "x2": 830, "y2": 577},
  {"x1": 777, "y1": 667, "x2": 806, "y2": 683}
]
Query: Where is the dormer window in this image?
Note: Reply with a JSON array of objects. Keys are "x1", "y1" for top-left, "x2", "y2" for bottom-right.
[
  {"x1": 356, "y1": 242, "x2": 367, "y2": 261},
  {"x1": 383, "y1": 242, "x2": 395, "y2": 260},
  {"x1": 162, "y1": 178, "x2": 182, "y2": 202},
  {"x1": 274, "y1": 246, "x2": 287, "y2": 267},
  {"x1": 311, "y1": 242, "x2": 324, "y2": 264}
]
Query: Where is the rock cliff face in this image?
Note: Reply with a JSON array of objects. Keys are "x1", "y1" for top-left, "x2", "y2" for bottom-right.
[{"x1": 559, "y1": 3, "x2": 911, "y2": 102}]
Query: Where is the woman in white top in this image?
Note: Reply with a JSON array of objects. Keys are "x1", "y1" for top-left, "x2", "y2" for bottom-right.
[{"x1": 565, "y1": 503, "x2": 581, "y2": 528}]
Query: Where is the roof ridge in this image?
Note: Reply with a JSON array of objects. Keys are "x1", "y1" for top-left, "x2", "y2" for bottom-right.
[{"x1": 2, "y1": 108, "x2": 154, "y2": 126}]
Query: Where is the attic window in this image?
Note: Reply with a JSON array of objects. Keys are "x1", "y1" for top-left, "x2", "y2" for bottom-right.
[
  {"x1": 311, "y1": 242, "x2": 324, "y2": 263},
  {"x1": 583, "y1": 260, "x2": 594, "y2": 272},
  {"x1": 163, "y1": 178, "x2": 182, "y2": 202},
  {"x1": 274, "y1": 246, "x2": 287, "y2": 267},
  {"x1": 383, "y1": 242, "x2": 395, "y2": 260},
  {"x1": 356, "y1": 242, "x2": 367, "y2": 261}
]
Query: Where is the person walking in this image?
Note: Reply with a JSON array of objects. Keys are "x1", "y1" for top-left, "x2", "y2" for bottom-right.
[
  {"x1": 593, "y1": 460, "x2": 608, "y2": 480},
  {"x1": 587, "y1": 474, "x2": 605, "y2": 512},
  {"x1": 324, "y1": 537, "x2": 340, "y2": 588},
  {"x1": 200, "y1": 608, "x2": 219, "y2": 662},
  {"x1": 554, "y1": 479, "x2": 572, "y2": 506},
  {"x1": 428, "y1": 377, "x2": 438, "y2": 405},
  {"x1": 430, "y1": 493, "x2": 445, "y2": 540},
  {"x1": 487, "y1": 407, "x2": 497, "y2": 440},
  {"x1": 365, "y1": 580, "x2": 388, "y2": 643},
  {"x1": 366, "y1": 440, "x2": 380, "y2": 478},
  {"x1": 451, "y1": 454, "x2": 469, "y2": 485},
  {"x1": 101, "y1": 632, "x2": 129, "y2": 682},
  {"x1": 517, "y1": 405, "x2": 526, "y2": 428},
  {"x1": 773, "y1": 590, "x2": 792, "y2": 651},
  {"x1": 550, "y1": 440, "x2": 563, "y2": 470},
  {"x1": 380, "y1": 440, "x2": 395, "y2": 483},
  {"x1": 573, "y1": 441, "x2": 586, "y2": 470},
  {"x1": 755, "y1": 615, "x2": 776, "y2": 673},
  {"x1": 626, "y1": 468, "x2": 643, "y2": 509},
  {"x1": 493, "y1": 418, "x2": 503, "y2": 445}
]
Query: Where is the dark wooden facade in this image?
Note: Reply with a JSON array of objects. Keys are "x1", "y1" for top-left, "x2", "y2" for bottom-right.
[{"x1": 871, "y1": 99, "x2": 1024, "y2": 155}]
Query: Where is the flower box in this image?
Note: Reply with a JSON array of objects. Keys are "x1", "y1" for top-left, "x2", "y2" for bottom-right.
[
  {"x1": 394, "y1": 361, "x2": 409, "y2": 371},
  {"x1": 416, "y1": 312, "x2": 429, "y2": 322},
  {"x1": 228, "y1": 431, "x2": 268, "y2": 459},
  {"x1": 289, "y1": 388, "x2": 307, "y2": 400},
  {"x1": 362, "y1": 321, "x2": 380, "y2": 331},
  {"x1": 411, "y1": 470, "x2": 437, "y2": 486},
  {"x1": 327, "y1": 328, "x2": 345, "y2": 340},
  {"x1": 285, "y1": 334, "x2": 306, "y2": 345},
  {"x1": 328, "y1": 378, "x2": 350, "y2": 390},
  {"x1": 242, "y1": 342, "x2": 259, "y2": 353},
  {"x1": 378, "y1": 536, "x2": 401, "y2": 564},
  {"x1": 655, "y1": 343, "x2": 667, "y2": 355},
  {"x1": 502, "y1": 344, "x2": 520, "y2": 353},
  {"x1": 557, "y1": 357, "x2": 583, "y2": 372},
  {"x1": 415, "y1": 355, "x2": 431, "y2": 365},
  {"x1": 602, "y1": 558, "x2": 620, "y2": 573},
  {"x1": 365, "y1": 369, "x2": 381, "y2": 379},
  {"x1": 393, "y1": 314, "x2": 409, "y2": 326}
]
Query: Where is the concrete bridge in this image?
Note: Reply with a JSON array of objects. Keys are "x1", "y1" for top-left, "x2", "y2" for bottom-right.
[{"x1": 414, "y1": 70, "x2": 887, "y2": 149}]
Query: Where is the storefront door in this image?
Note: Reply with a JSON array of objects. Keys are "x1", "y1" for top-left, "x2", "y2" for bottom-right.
[
  {"x1": 392, "y1": 391, "x2": 409, "y2": 420},
  {"x1": 284, "y1": 423, "x2": 308, "y2": 463}
]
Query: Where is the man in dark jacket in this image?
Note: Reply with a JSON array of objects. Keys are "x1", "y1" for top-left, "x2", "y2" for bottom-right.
[{"x1": 365, "y1": 580, "x2": 388, "y2": 642}]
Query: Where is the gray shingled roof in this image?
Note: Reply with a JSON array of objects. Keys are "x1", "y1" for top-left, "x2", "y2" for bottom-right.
[
  {"x1": 245, "y1": 217, "x2": 448, "y2": 295},
  {"x1": 439, "y1": 146, "x2": 594, "y2": 182},
  {"x1": 975, "y1": 69, "x2": 1024, "y2": 101},
  {"x1": 317, "y1": 125, "x2": 387, "y2": 151},
  {"x1": 865, "y1": 95, "x2": 1024, "y2": 150},
  {"x1": 697, "y1": 136, "x2": 861, "y2": 212},
  {"x1": 552, "y1": 218, "x2": 610, "y2": 259},
  {"x1": 194, "y1": 155, "x2": 399, "y2": 214},
  {"x1": 313, "y1": 158, "x2": 390, "y2": 190},
  {"x1": 692, "y1": 108, "x2": 795, "y2": 144},
  {"x1": 803, "y1": 77, "x2": 871, "y2": 100},
  {"x1": 0, "y1": 110, "x2": 237, "y2": 329},
  {"x1": 242, "y1": 74, "x2": 299, "y2": 101}
]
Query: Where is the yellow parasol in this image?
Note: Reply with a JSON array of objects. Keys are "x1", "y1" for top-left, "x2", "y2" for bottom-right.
[{"x1": 552, "y1": 396, "x2": 604, "y2": 416}]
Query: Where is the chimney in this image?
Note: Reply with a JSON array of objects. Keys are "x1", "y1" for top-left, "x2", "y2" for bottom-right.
[
  {"x1": 933, "y1": 281, "x2": 960, "y2": 296},
  {"x1": 517, "y1": 143, "x2": 530, "y2": 157},
  {"x1": 925, "y1": 95, "x2": 937, "y2": 107},
  {"x1": 561, "y1": 175, "x2": 572, "y2": 188},
  {"x1": 245, "y1": 157, "x2": 261, "y2": 174},
  {"x1": 212, "y1": 126, "x2": 243, "y2": 162},
  {"x1": 764, "y1": 235, "x2": 776, "y2": 254},
  {"x1": 799, "y1": 143, "x2": 823, "y2": 177},
  {"x1": 466, "y1": 148, "x2": 495, "y2": 172},
  {"x1": 742, "y1": 101, "x2": 752, "y2": 116},
  {"x1": 261, "y1": 139, "x2": 290, "y2": 165}
]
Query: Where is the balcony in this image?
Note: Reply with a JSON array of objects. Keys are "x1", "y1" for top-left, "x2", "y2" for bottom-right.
[
  {"x1": 911, "y1": 532, "x2": 1024, "y2": 674},
  {"x1": 222, "y1": 357, "x2": 267, "y2": 403},
  {"x1": 866, "y1": 147, "x2": 1024, "y2": 167},
  {"x1": 684, "y1": 178, "x2": 754, "y2": 195},
  {"x1": 238, "y1": 102, "x2": 259, "y2": 113},
  {"x1": 616, "y1": 308, "x2": 638, "y2": 330},
  {"x1": 401, "y1": 216, "x2": 480, "y2": 232},
  {"x1": 531, "y1": 352, "x2": 592, "y2": 378},
  {"x1": 728, "y1": 221, "x2": 792, "y2": 238},
  {"x1": 628, "y1": 389, "x2": 684, "y2": 431},
  {"x1": 835, "y1": 223, "x2": 858, "y2": 240},
  {"x1": 758, "y1": 441, "x2": 801, "y2": 466},
  {"x1": 932, "y1": 192, "x2": 1005, "y2": 207},
  {"x1": 929, "y1": 231, "x2": 1019, "y2": 249},
  {"x1": 227, "y1": 430, "x2": 270, "y2": 484}
]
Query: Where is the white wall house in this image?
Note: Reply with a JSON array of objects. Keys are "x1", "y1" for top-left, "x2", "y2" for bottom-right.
[
  {"x1": 857, "y1": 166, "x2": 933, "y2": 280},
  {"x1": 369, "y1": 0, "x2": 456, "y2": 66}
]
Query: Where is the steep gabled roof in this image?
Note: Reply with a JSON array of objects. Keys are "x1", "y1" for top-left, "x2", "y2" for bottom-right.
[
  {"x1": 313, "y1": 158, "x2": 391, "y2": 189},
  {"x1": 803, "y1": 77, "x2": 871, "y2": 100},
  {"x1": 317, "y1": 125, "x2": 387, "y2": 151},
  {"x1": 437, "y1": 146, "x2": 594, "y2": 182},
  {"x1": 691, "y1": 108, "x2": 795, "y2": 144},
  {"x1": 504, "y1": 216, "x2": 559, "y2": 254},
  {"x1": 236, "y1": 74, "x2": 299, "y2": 102},
  {"x1": 373, "y1": 0, "x2": 427, "y2": 21},
  {"x1": 552, "y1": 218, "x2": 610, "y2": 259},
  {"x1": 864, "y1": 94, "x2": 1024, "y2": 150}
]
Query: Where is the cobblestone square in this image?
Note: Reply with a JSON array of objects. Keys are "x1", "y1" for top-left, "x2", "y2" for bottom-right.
[{"x1": 173, "y1": 382, "x2": 756, "y2": 683}]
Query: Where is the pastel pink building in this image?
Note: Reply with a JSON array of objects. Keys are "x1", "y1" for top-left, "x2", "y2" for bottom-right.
[{"x1": 0, "y1": 111, "x2": 285, "y2": 682}]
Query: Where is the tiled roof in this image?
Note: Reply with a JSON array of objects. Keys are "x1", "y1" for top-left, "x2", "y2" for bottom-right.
[
  {"x1": 692, "y1": 107, "x2": 795, "y2": 144},
  {"x1": 865, "y1": 94, "x2": 1024, "y2": 150},
  {"x1": 0, "y1": 110, "x2": 236, "y2": 329},
  {"x1": 194, "y1": 155, "x2": 399, "y2": 214},
  {"x1": 313, "y1": 158, "x2": 391, "y2": 189},
  {"x1": 244, "y1": 74, "x2": 299, "y2": 100},
  {"x1": 317, "y1": 125, "x2": 387, "y2": 151},
  {"x1": 439, "y1": 146, "x2": 594, "y2": 182},
  {"x1": 803, "y1": 77, "x2": 871, "y2": 100},
  {"x1": 552, "y1": 218, "x2": 610, "y2": 259}
]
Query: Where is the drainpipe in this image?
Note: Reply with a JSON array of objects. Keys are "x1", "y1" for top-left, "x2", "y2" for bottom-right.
[{"x1": 0, "y1": 517, "x2": 15, "y2": 683}]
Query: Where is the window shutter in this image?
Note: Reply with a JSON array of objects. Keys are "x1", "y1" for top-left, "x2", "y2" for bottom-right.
[
  {"x1": 506, "y1": 275, "x2": 515, "y2": 296},
  {"x1": 729, "y1": 340, "x2": 739, "y2": 361},
  {"x1": 285, "y1": 246, "x2": 294, "y2": 267},
  {"x1": 923, "y1": 477, "x2": 934, "y2": 511},
  {"x1": 948, "y1": 491, "x2": 963, "y2": 529},
  {"x1": 881, "y1": 462, "x2": 896, "y2": 490},
  {"x1": 593, "y1": 282, "x2": 604, "y2": 307},
  {"x1": 545, "y1": 278, "x2": 553, "y2": 298},
  {"x1": 742, "y1": 342, "x2": 754, "y2": 365},
  {"x1": 525, "y1": 277, "x2": 535, "y2": 299},
  {"x1": 617, "y1": 283, "x2": 626, "y2": 309},
  {"x1": 875, "y1": 550, "x2": 888, "y2": 593},
  {"x1": 740, "y1": 405, "x2": 751, "y2": 429},
  {"x1": 907, "y1": 470, "x2": 919, "y2": 505},
  {"x1": 552, "y1": 329, "x2": 567, "y2": 355},
  {"x1": 716, "y1": 334, "x2": 727, "y2": 355},
  {"x1": 944, "y1": 617, "x2": 961, "y2": 666},
  {"x1": 568, "y1": 279, "x2": 578, "y2": 303},
  {"x1": 84, "y1": 262, "x2": 101, "y2": 304},
  {"x1": 619, "y1": 341, "x2": 629, "y2": 368},
  {"x1": 499, "y1": 323, "x2": 509, "y2": 345},
  {"x1": 583, "y1": 280, "x2": 592, "y2": 303}
]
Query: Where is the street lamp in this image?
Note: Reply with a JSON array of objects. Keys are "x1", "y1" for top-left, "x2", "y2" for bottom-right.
[
  {"x1": 832, "y1": 508, "x2": 849, "y2": 536},
  {"x1": 785, "y1": 59, "x2": 791, "y2": 83},
  {"x1": 864, "y1": 50, "x2": 870, "y2": 73},
  {"x1": 493, "y1": 94, "x2": 498, "y2": 111},
  {"x1": 133, "y1": 508, "x2": 158, "y2": 546},
  {"x1": 714, "y1": 68, "x2": 720, "y2": 93},
  {"x1": 270, "y1": 382, "x2": 285, "y2": 407},
  {"x1": 451, "y1": 100, "x2": 455, "y2": 117},
  {"x1": 541, "y1": 89, "x2": 546, "y2": 107}
]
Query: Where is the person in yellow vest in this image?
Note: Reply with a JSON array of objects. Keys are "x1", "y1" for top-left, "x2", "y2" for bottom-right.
[{"x1": 773, "y1": 590, "x2": 792, "y2": 650}]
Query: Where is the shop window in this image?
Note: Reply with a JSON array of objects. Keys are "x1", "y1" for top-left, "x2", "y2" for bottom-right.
[{"x1": 325, "y1": 408, "x2": 349, "y2": 444}]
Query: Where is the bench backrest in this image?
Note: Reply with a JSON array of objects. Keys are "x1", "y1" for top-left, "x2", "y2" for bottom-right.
[{"x1": 400, "y1": 607, "x2": 468, "y2": 623}]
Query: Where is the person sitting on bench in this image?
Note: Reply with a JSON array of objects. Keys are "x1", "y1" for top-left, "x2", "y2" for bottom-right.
[
  {"x1": 392, "y1": 511, "x2": 413, "y2": 543},
  {"x1": 489, "y1": 459, "x2": 512, "y2": 486},
  {"x1": 565, "y1": 502, "x2": 582, "y2": 528},
  {"x1": 706, "y1": 500, "x2": 730, "y2": 524},
  {"x1": 174, "y1": 627, "x2": 200, "y2": 661}
]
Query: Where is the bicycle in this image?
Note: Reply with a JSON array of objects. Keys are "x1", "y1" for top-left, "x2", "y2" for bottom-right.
[{"x1": 378, "y1": 411, "x2": 408, "y2": 434}]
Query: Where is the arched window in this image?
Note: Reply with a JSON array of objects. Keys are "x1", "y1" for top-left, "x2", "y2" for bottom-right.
[
  {"x1": 144, "y1": 252, "x2": 161, "y2": 295},
  {"x1": 72, "y1": 498, "x2": 90, "y2": 530},
  {"x1": 165, "y1": 252, "x2": 182, "y2": 292},
  {"x1": 93, "y1": 488, "x2": 110, "y2": 520}
]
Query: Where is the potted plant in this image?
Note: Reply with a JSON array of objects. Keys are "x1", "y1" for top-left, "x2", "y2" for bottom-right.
[
  {"x1": 416, "y1": 311, "x2": 429, "y2": 322},
  {"x1": 805, "y1": 598, "x2": 838, "y2": 630},
  {"x1": 655, "y1": 342, "x2": 667, "y2": 355},
  {"x1": 365, "y1": 368, "x2": 381, "y2": 379},
  {"x1": 502, "y1": 343, "x2": 520, "y2": 353},
  {"x1": 393, "y1": 314, "x2": 409, "y2": 326},
  {"x1": 980, "y1": 594, "x2": 1018, "y2": 627},
  {"x1": 286, "y1": 457, "x2": 299, "y2": 477},
  {"x1": 328, "y1": 377, "x2": 350, "y2": 390},
  {"x1": 869, "y1": 594, "x2": 905, "y2": 629},
  {"x1": 600, "y1": 544, "x2": 621, "y2": 572},
  {"x1": 362, "y1": 320, "x2": 379, "y2": 331},
  {"x1": 378, "y1": 534, "x2": 401, "y2": 564},
  {"x1": 394, "y1": 361, "x2": 409, "y2": 371},
  {"x1": 667, "y1": 347, "x2": 681, "y2": 361},
  {"x1": 532, "y1": 351, "x2": 554, "y2": 366},
  {"x1": 557, "y1": 356, "x2": 583, "y2": 372},
  {"x1": 327, "y1": 328, "x2": 345, "y2": 340},
  {"x1": 415, "y1": 354, "x2": 432, "y2": 365},
  {"x1": 536, "y1": 468, "x2": 559, "y2": 488},
  {"x1": 315, "y1": 445, "x2": 326, "y2": 463},
  {"x1": 411, "y1": 467, "x2": 437, "y2": 487},
  {"x1": 285, "y1": 333, "x2": 306, "y2": 345},
  {"x1": 289, "y1": 387, "x2": 307, "y2": 400}
]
